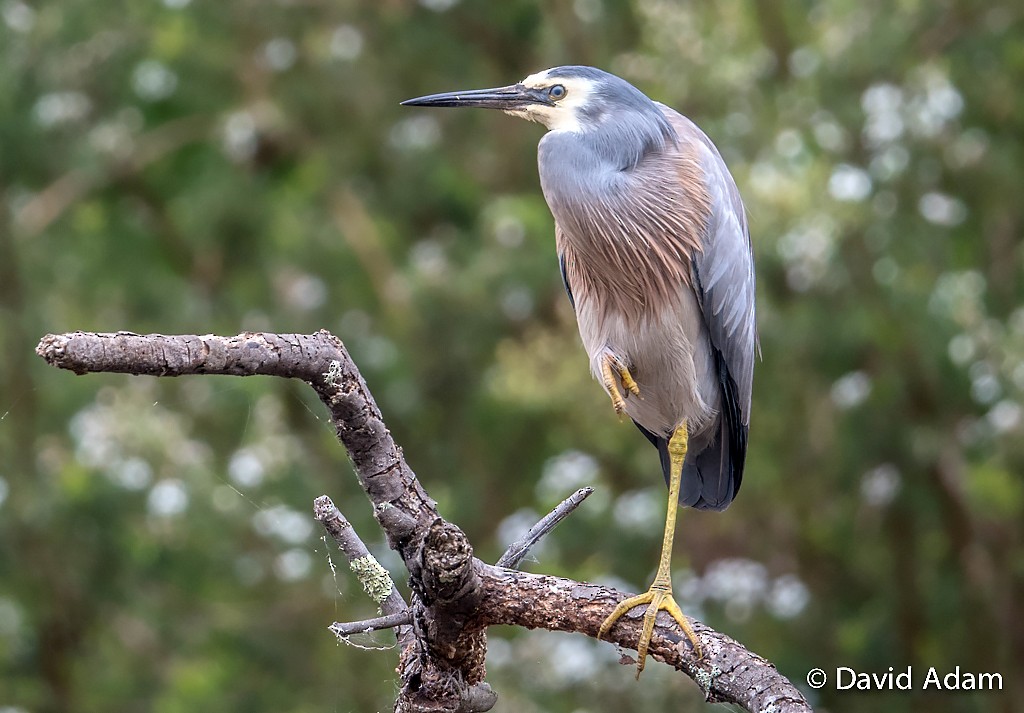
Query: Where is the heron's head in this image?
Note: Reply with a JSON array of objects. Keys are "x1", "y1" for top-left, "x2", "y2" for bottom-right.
[{"x1": 402, "y1": 66, "x2": 659, "y2": 133}]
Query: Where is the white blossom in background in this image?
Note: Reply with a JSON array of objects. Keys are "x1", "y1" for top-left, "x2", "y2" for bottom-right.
[
  {"x1": 330, "y1": 25, "x2": 364, "y2": 61},
  {"x1": 543, "y1": 637, "x2": 603, "y2": 683},
  {"x1": 573, "y1": 0, "x2": 603, "y2": 23},
  {"x1": 69, "y1": 384, "x2": 214, "y2": 491},
  {"x1": 918, "y1": 191, "x2": 967, "y2": 227},
  {"x1": 496, "y1": 508, "x2": 543, "y2": 554},
  {"x1": 223, "y1": 398, "x2": 302, "y2": 494},
  {"x1": 987, "y1": 400, "x2": 1022, "y2": 434},
  {"x1": 811, "y1": 112, "x2": 848, "y2": 153},
  {"x1": 32, "y1": 92, "x2": 92, "y2": 128},
  {"x1": 71, "y1": 407, "x2": 118, "y2": 468},
  {"x1": 947, "y1": 333, "x2": 976, "y2": 366},
  {"x1": 970, "y1": 370, "x2": 1001, "y2": 405},
  {"x1": 861, "y1": 83, "x2": 905, "y2": 146},
  {"x1": 870, "y1": 144, "x2": 910, "y2": 181},
  {"x1": 274, "y1": 548, "x2": 313, "y2": 581},
  {"x1": 389, "y1": 115, "x2": 441, "y2": 151},
  {"x1": 747, "y1": 161, "x2": 787, "y2": 201},
  {"x1": 89, "y1": 119, "x2": 135, "y2": 158},
  {"x1": 277, "y1": 270, "x2": 327, "y2": 312},
  {"x1": 651, "y1": 557, "x2": 812, "y2": 623},
  {"x1": 486, "y1": 636, "x2": 513, "y2": 668},
  {"x1": 774, "y1": 128, "x2": 804, "y2": 160},
  {"x1": 222, "y1": 110, "x2": 258, "y2": 162},
  {"x1": 673, "y1": 567, "x2": 704, "y2": 604},
  {"x1": 409, "y1": 238, "x2": 448, "y2": 279},
  {"x1": 252, "y1": 504, "x2": 315, "y2": 544},
  {"x1": 228, "y1": 448, "x2": 266, "y2": 488},
  {"x1": 263, "y1": 38, "x2": 297, "y2": 72},
  {"x1": 132, "y1": 60, "x2": 178, "y2": 101},
  {"x1": 831, "y1": 370, "x2": 872, "y2": 410},
  {"x1": 945, "y1": 128, "x2": 988, "y2": 169},
  {"x1": 611, "y1": 488, "x2": 661, "y2": 535},
  {"x1": 702, "y1": 558, "x2": 768, "y2": 617},
  {"x1": 361, "y1": 334, "x2": 399, "y2": 370},
  {"x1": 828, "y1": 164, "x2": 873, "y2": 202},
  {"x1": 2, "y1": 0, "x2": 34, "y2": 31},
  {"x1": 776, "y1": 216, "x2": 837, "y2": 291},
  {"x1": 499, "y1": 284, "x2": 534, "y2": 321},
  {"x1": 211, "y1": 485, "x2": 243, "y2": 514},
  {"x1": 536, "y1": 450, "x2": 600, "y2": 502},
  {"x1": 493, "y1": 629, "x2": 620, "y2": 691},
  {"x1": 767, "y1": 575, "x2": 810, "y2": 619},
  {"x1": 112, "y1": 457, "x2": 153, "y2": 491},
  {"x1": 861, "y1": 464, "x2": 901, "y2": 507},
  {"x1": 789, "y1": 46, "x2": 821, "y2": 77},
  {"x1": 906, "y1": 65, "x2": 964, "y2": 138},
  {"x1": 147, "y1": 479, "x2": 189, "y2": 517},
  {"x1": 492, "y1": 213, "x2": 526, "y2": 248},
  {"x1": 928, "y1": 270, "x2": 985, "y2": 324},
  {"x1": 419, "y1": 0, "x2": 459, "y2": 11}
]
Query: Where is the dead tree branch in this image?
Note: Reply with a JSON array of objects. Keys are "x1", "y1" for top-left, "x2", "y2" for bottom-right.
[{"x1": 36, "y1": 330, "x2": 812, "y2": 713}]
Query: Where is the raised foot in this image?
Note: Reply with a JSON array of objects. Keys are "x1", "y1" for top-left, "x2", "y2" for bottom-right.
[
  {"x1": 598, "y1": 584, "x2": 701, "y2": 678},
  {"x1": 600, "y1": 354, "x2": 641, "y2": 415}
]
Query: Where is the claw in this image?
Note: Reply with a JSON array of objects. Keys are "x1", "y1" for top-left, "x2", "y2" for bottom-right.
[
  {"x1": 599, "y1": 585, "x2": 701, "y2": 677},
  {"x1": 619, "y1": 366, "x2": 641, "y2": 397},
  {"x1": 600, "y1": 354, "x2": 640, "y2": 415},
  {"x1": 600, "y1": 356, "x2": 628, "y2": 414}
]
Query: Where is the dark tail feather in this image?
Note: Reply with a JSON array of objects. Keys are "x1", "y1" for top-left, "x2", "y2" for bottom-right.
[
  {"x1": 685, "y1": 347, "x2": 747, "y2": 510},
  {"x1": 679, "y1": 422, "x2": 742, "y2": 511},
  {"x1": 630, "y1": 347, "x2": 747, "y2": 512}
]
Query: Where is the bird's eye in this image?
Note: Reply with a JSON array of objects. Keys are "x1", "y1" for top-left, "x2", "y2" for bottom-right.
[{"x1": 548, "y1": 84, "x2": 567, "y2": 100}]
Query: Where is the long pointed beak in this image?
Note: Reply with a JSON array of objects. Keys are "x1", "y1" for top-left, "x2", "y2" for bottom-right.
[{"x1": 401, "y1": 83, "x2": 552, "y2": 111}]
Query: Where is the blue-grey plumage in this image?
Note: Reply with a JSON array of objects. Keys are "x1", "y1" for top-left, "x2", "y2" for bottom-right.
[
  {"x1": 404, "y1": 63, "x2": 756, "y2": 676},
  {"x1": 405, "y1": 66, "x2": 756, "y2": 513}
]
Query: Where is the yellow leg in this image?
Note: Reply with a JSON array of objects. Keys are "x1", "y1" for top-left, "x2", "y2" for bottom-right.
[
  {"x1": 600, "y1": 354, "x2": 641, "y2": 415},
  {"x1": 598, "y1": 421, "x2": 701, "y2": 677}
]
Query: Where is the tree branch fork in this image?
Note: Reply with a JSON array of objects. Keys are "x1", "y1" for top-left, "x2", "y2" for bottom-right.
[{"x1": 36, "y1": 330, "x2": 811, "y2": 713}]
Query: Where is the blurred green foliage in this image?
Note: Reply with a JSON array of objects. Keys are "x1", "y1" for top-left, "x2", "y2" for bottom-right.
[{"x1": 1, "y1": 1, "x2": 1022, "y2": 711}]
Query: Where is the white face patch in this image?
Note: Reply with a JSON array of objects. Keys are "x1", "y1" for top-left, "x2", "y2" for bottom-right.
[{"x1": 514, "y1": 69, "x2": 597, "y2": 132}]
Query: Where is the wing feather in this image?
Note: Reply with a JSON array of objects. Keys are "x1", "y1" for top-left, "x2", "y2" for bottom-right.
[
  {"x1": 661, "y1": 107, "x2": 757, "y2": 509},
  {"x1": 661, "y1": 107, "x2": 756, "y2": 428}
]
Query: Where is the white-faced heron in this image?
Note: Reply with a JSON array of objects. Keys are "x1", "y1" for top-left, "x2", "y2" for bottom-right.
[{"x1": 403, "y1": 66, "x2": 756, "y2": 675}]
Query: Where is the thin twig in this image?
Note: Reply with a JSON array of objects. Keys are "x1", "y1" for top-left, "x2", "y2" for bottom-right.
[
  {"x1": 330, "y1": 611, "x2": 412, "y2": 637},
  {"x1": 314, "y1": 495, "x2": 413, "y2": 648},
  {"x1": 496, "y1": 487, "x2": 594, "y2": 569}
]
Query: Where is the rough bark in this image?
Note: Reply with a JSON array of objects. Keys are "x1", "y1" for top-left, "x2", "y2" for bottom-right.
[{"x1": 36, "y1": 330, "x2": 812, "y2": 713}]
